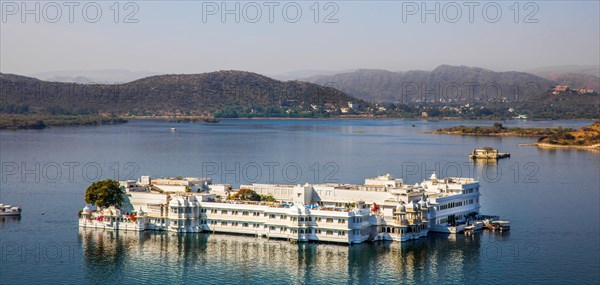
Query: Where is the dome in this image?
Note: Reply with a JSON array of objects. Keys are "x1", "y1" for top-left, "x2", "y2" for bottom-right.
[
  {"x1": 430, "y1": 172, "x2": 437, "y2": 180},
  {"x1": 137, "y1": 207, "x2": 145, "y2": 216},
  {"x1": 82, "y1": 205, "x2": 91, "y2": 214}
]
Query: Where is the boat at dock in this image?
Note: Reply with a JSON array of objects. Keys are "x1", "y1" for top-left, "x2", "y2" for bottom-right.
[
  {"x1": 469, "y1": 148, "x2": 510, "y2": 160},
  {"x1": 0, "y1": 204, "x2": 22, "y2": 216},
  {"x1": 488, "y1": 220, "x2": 511, "y2": 232}
]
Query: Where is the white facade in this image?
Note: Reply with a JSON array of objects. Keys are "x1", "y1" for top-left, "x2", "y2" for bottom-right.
[{"x1": 80, "y1": 173, "x2": 485, "y2": 243}]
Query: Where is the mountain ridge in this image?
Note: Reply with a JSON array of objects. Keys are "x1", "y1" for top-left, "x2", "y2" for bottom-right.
[
  {"x1": 1, "y1": 70, "x2": 365, "y2": 117},
  {"x1": 303, "y1": 65, "x2": 558, "y2": 103}
]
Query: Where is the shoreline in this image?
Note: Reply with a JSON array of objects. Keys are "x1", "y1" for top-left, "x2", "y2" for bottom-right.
[
  {"x1": 431, "y1": 131, "x2": 545, "y2": 137},
  {"x1": 534, "y1": 143, "x2": 600, "y2": 150}
]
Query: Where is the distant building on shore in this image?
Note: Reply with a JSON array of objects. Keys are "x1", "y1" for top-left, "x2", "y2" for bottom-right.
[{"x1": 552, "y1": 85, "x2": 596, "y2": 95}]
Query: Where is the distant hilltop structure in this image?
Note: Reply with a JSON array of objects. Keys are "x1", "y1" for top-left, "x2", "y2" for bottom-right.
[{"x1": 552, "y1": 85, "x2": 596, "y2": 95}]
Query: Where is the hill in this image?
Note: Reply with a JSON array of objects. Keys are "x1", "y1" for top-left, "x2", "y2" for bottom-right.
[
  {"x1": 527, "y1": 65, "x2": 600, "y2": 78},
  {"x1": 540, "y1": 73, "x2": 599, "y2": 91},
  {"x1": 0, "y1": 71, "x2": 366, "y2": 118},
  {"x1": 303, "y1": 65, "x2": 557, "y2": 103}
]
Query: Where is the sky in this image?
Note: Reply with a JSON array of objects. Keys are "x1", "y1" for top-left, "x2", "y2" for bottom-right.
[{"x1": 1, "y1": 0, "x2": 599, "y2": 76}]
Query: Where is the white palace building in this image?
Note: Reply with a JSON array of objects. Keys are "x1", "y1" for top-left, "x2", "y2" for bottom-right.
[{"x1": 79, "y1": 173, "x2": 487, "y2": 244}]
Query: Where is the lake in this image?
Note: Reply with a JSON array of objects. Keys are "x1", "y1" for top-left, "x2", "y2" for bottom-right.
[{"x1": 1, "y1": 119, "x2": 598, "y2": 284}]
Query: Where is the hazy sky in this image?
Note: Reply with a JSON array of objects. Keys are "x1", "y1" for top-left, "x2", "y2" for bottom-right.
[{"x1": 1, "y1": 1, "x2": 599, "y2": 75}]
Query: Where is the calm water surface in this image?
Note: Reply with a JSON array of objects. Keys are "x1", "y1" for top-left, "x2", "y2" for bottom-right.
[{"x1": 1, "y1": 119, "x2": 598, "y2": 284}]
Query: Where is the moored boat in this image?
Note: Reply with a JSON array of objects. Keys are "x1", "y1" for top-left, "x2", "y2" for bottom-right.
[
  {"x1": 0, "y1": 204, "x2": 22, "y2": 216},
  {"x1": 489, "y1": 220, "x2": 510, "y2": 232}
]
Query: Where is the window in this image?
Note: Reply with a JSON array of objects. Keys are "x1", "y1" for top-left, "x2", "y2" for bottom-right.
[
  {"x1": 221, "y1": 210, "x2": 227, "y2": 215},
  {"x1": 326, "y1": 230, "x2": 333, "y2": 235},
  {"x1": 326, "y1": 218, "x2": 333, "y2": 223},
  {"x1": 243, "y1": 211, "x2": 249, "y2": 216},
  {"x1": 243, "y1": 223, "x2": 249, "y2": 227}
]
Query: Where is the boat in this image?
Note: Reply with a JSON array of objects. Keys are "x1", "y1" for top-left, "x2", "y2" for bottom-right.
[
  {"x1": 465, "y1": 221, "x2": 484, "y2": 231},
  {"x1": 469, "y1": 148, "x2": 510, "y2": 160},
  {"x1": 0, "y1": 204, "x2": 22, "y2": 216},
  {"x1": 489, "y1": 220, "x2": 510, "y2": 232}
]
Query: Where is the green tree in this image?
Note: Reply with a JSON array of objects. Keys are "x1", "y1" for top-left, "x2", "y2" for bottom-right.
[
  {"x1": 260, "y1": 195, "x2": 276, "y2": 202},
  {"x1": 231, "y1": 189, "x2": 260, "y2": 201},
  {"x1": 84, "y1": 179, "x2": 124, "y2": 209}
]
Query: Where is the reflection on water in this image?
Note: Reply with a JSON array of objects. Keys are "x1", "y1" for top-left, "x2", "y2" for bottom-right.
[
  {"x1": 0, "y1": 215, "x2": 21, "y2": 225},
  {"x1": 79, "y1": 229, "x2": 489, "y2": 284}
]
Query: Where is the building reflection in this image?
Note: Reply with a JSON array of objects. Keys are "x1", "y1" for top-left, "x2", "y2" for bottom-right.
[{"x1": 79, "y1": 229, "x2": 484, "y2": 283}]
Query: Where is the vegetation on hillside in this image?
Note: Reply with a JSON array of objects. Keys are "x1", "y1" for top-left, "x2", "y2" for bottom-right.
[
  {"x1": 1, "y1": 69, "x2": 597, "y2": 123},
  {"x1": 1, "y1": 71, "x2": 365, "y2": 117},
  {"x1": 538, "y1": 123, "x2": 600, "y2": 146}
]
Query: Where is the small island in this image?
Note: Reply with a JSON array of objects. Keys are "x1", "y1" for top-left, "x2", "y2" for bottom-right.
[
  {"x1": 434, "y1": 122, "x2": 600, "y2": 150},
  {"x1": 0, "y1": 114, "x2": 127, "y2": 130}
]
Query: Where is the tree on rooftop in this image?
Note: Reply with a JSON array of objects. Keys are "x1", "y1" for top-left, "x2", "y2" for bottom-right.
[
  {"x1": 231, "y1": 189, "x2": 260, "y2": 201},
  {"x1": 260, "y1": 195, "x2": 276, "y2": 202},
  {"x1": 84, "y1": 179, "x2": 124, "y2": 209}
]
